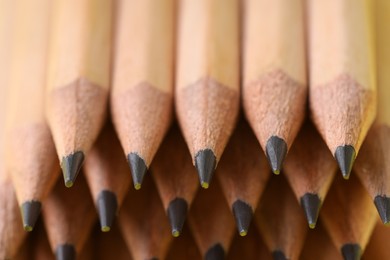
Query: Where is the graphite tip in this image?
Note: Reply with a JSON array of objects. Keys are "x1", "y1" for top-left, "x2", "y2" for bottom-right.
[
  {"x1": 61, "y1": 151, "x2": 84, "y2": 188},
  {"x1": 195, "y1": 149, "x2": 217, "y2": 189},
  {"x1": 341, "y1": 244, "x2": 361, "y2": 260},
  {"x1": 300, "y1": 193, "x2": 321, "y2": 229},
  {"x1": 21, "y1": 200, "x2": 41, "y2": 232},
  {"x1": 205, "y1": 243, "x2": 225, "y2": 260},
  {"x1": 167, "y1": 198, "x2": 188, "y2": 237},
  {"x1": 266, "y1": 136, "x2": 287, "y2": 175},
  {"x1": 334, "y1": 145, "x2": 356, "y2": 180},
  {"x1": 127, "y1": 153, "x2": 147, "y2": 190},
  {"x1": 97, "y1": 190, "x2": 118, "y2": 232},
  {"x1": 272, "y1": 250, "x2": 287, "y2": 260},
  {"x1": 232, "y1": 200, "x2": 253, "y2": 236},
  {"x1": 374, "y1": 195, "x2": 390, "y2": 225},
  {"x1": 56, "y1": 244, "x2": 76, "y2": 260}
]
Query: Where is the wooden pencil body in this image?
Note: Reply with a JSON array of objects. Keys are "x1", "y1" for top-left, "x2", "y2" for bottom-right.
[
  {"x1": 111, "y1": 0, "x2": 174, "y2": 168},
  {"x1": 95, "y1": 224, "x2": 133, "y2": 260},
  {"x1": 176, "y1": 0, "x2": 240, "y2": 162},
  {"x1": 165, "y1": 224, "x2": 202, "y2": 260},
  {"x1": 227, "y1": 229, "x2": 272, "y2": 260},
  {"x1": 362, "y1": 220, "x2": 390, "y2": 259}
]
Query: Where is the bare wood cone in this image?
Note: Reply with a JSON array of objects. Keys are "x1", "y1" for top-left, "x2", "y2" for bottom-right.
[
  {"x1": 363, "y1": 219, "x2": 390, "y2": 259},
  {"x1": 165, "y1": 224, "x2": 202, "y2": 260}
]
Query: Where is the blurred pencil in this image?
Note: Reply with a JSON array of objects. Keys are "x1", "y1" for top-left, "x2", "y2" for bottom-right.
[
  {"x1": 119, "y1": 176, "x2": 172, "y2": 260},
  {"x1": 6, "y1": 0, "x2": 58, "y2": 231},
  {"x1": 321, "y1": 174, "x2": 377, "y2": 260},
  {"x1": 95, "y1": 223, "x2": 132, "y2": 260},
  {"x1": 84, "y1": 121, "x2": 131, "y2": 232},
  {"x1": 255, "y1": 175, "x2": 308, "y2": 260},
  {"x1": 217, "y1": 118, "x2": 270, "y2": 236},
  {"x1": 362, "y1": 220, "x2": 390, "y2": 260},
  {"x1": 151, "y1": 124, "x2": 199, "y2": 237},
  {"x1": 307, "y1": 0, "x2": 376, "y2": 179},
  {"x1": 284, "y1": 120, "x2": 337, "y2": 228},
  {"x1": 42, "y1": 175, "x2": 96, "y2": 260},
  {"x1": 31, "y1": 220, "x2": 54, "y2": 260},
  {"x1": 354, "y1": 0, "x2": 390, "y2": 225},
  {"x1": 165, "y1": 224, "x2": 202, "y2": 260},
  {"x1": 242, "y1": 0, "x2": 307, "y2": 174},
  {"x1": 188, "y1": 179, "x2": 235, "y2": 260},
  {"x1": 46, "y1": 0, "x2": 112, "y2": 187},
  {"x1": 176, "y1": 0, "x2": 240, "y2": 188},
  {"x1": 111, "y1": 0, "x2": 174, "y2": 189}
]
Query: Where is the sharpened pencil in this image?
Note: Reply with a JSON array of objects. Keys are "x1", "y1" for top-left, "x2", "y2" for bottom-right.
[
  {"x1": 362, "y1": 219, "x2": 390, "y2": 259},
  {"x1": 307, "y1": 0, "x2": 376, "y2": 179},
  {"x1": 242, "y1": 0, "x2": 307, "y2": 174},
  {"x1": 46, "y1": 0, "x2": 113, "y2": 187},
  {"x1": 176, "y1": 0, "x2": 240, "y2": 188}
]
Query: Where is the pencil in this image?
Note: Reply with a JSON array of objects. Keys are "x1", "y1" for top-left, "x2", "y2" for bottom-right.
[
  {"x1": 188, "y1": 179, "x2": 236, "y2": 259},
  {"x1": 320, "y1": 174, "x2": 377, "y2": 260},
  {"x1": 6, "y1": 0, "x2": 59, "y2": 231},
  {"x1": 255, "y1": 175, "x2": 308, "y2": 260},
  {"x1": 307, "y1": 0, "x2": 376, "y2": 179},
  {"x1": 111, "y1": 0, "x2": 174, "y2": 190},
  {"x1": 283, "y1": 120, "x2": 337, "y2": 228},
  {"x1": 119, "y1": 176, "x2": 172, "y2": 260},
  {"x1": 31, "y1": 220, "x2": 54, "y2": 260},
  {"x1": 165, "y1": 224, "x2": 202, "y2": 260},
  {"x1": 42, "y1": 175, "x2": 96, "y2": 260},
  {"x1": 362, "y1": 219, "x2": 390, "y2": 259},
  {"x1": 242, "y1": 0, "x2": 307, "y2": 174},
  {"x1": 354, "y1": 0, "x2": 390, "y2": 225},
  {"x1": 300, "y1": 222, "x2": 342, "y2": 260},
  {"x1": 217, "y1": 118, "x2": 270, "y2": 236},
  {"x1": 151, "y1": 124, "x2": 199, "y2": 237},
  {"x1": 95, "y1": 223, "x2": 132, "y2": 260},
  {"x1": 84, "y1": 121, "x2": 131, "y2": 232},
  {"x1": 176, "y1": 0, "x2": 240, "y2": 188},
  {"x1": 46, "y1": 0, "x2": 112, "y2": 187}
]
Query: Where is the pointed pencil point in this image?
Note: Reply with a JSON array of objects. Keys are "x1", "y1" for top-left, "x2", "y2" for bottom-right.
[
  {"x1": 61, "y1": 151, "x2": 84, "y2": 188},
  {"x1": 195, "y1": 149, "x2": 217, "y2": 188},
  {"x1": 205, "y1": 243, "x2": 224, "y2": 260},
  {"x1": 167, "y1": 198, "x2": 188, "y2": 237},
  {"x1": 127, "y1": 153, "x2": 147, "y2": 190},
  {"x1": 374, "y1": 195, "x2": 390, "y2": 225},
  {"x1": 266, "y1": 136, "x2": 287, "y2": 175},
  {"x1": 232, "y1": 200, "x2": 253, "y2": 236},
  {"x1": 341, "y1": 244, "x2": 361, "y2": 260},
  {"x1": 56, "y1": 244, "x2": 76, "y2": 260},
  {"x1": 300, "y1": 193, "x2": 321, "y2": 229},
  {"x1": 21, "y1": 200, "x2": 41, "y2": 232},
  {"x1": 97, "y1": 190, "x2": 118, "y2": 232},
  {"x1": 272, "y1": 250, "x2": 287, "y2": 260},
  {"x1": 335, "y1": 145, "x2": 356, "y2": 179}
]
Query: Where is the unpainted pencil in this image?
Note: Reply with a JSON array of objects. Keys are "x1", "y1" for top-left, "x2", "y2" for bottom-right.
[
  {"x1": 320, "y1": 174, "x2": 377, "y2": 260},
  {"x1": 188, "y1": 179, "x2": 236, "y2": 260},
  {"x1": 354, "y1": 0, "x2": 390, "y2": 225},
  {"x1": 119, "y1": 175, "x2": 172, "y2": 260},
  {"x1": 6, "y1": 0, "x2": 58, "y2": 231},
  {"x1": 307, "y1": 0, "x2": 376, "y2": 179},
  {"x1": 362, "y1": 219, "x2": 390, "y2": 260},
  {"x1": 151, "y1": 123, "x2": 199, "y2": 237},
  {"x1": 176, "y1": 0, "x2": 240, "y2": 188},
  {"x1": 111, "y1": 0, "x2": 174, "y2": 189},
  {"x1": 46, "y1": 0, "x2": 113, "y2": 187},
  {"x1": 255, "y1": 175, "x2": 308, "y2": 260},
  {"x1": 84, "y1": 121, "x2": 131, "y2": 232},
  {"x1": 165, "y1": 224, "x2": 202, "y2": 260},
  {"x1": 42, "y1": 175, "x2": 96, "y2": 260},
  {"x1": 242, "y1": 0, "x2": 307, "y2": 174},
  {"x1": 284, "y1": 120, "x2": 337, "y2": 229},
  {"x1": 217, "y1": 118, "x2": 270, "y2": 236}
]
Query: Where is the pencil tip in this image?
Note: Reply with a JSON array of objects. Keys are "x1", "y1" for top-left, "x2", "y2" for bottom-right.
[
  {"x1": 167, "y1": 198, "x2": 188, "y2": 238},
  {"x1": 300, "y1": 193, "x2": 321, "y2": 229},
  {"x1": 335, "y1": 145, "x2": 356, "y2": 179},
  {"x1": 21, "y1": 200, "x2": 41, "y2": 232},
  {"x1": 61, "y1": 151, "x2": 84, "y2": 188},
  {"x1": 205, "y1": 243, "x2": 224, "y2": 260},
  {"x1": 97, "y1": 190, "x2": 118, "y2": 232},
  {"x1": 127, "y1": 153, "x2": 147, "y2": 190},
  {"x1": 272, "y1": 250, "x2": 287, "y2": 260},
  {"x1": 232, "y1": 200, "x2": 253, "y2": 237},
  {"x1": 266, "y1": 136, "x2": 287, "y2": 175},
  {"x1": 341, "y1": 244, "x2": 361, "y2": 260},
  {"x1": 374, "y1": 195, "x2": 390, "y2": 225},
  {"x1": 56, "y1": 244, "x2": 76, "y2": 260},
  {"x1": 195, "y1": 149, "x2": 217, "y2": 189}
]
